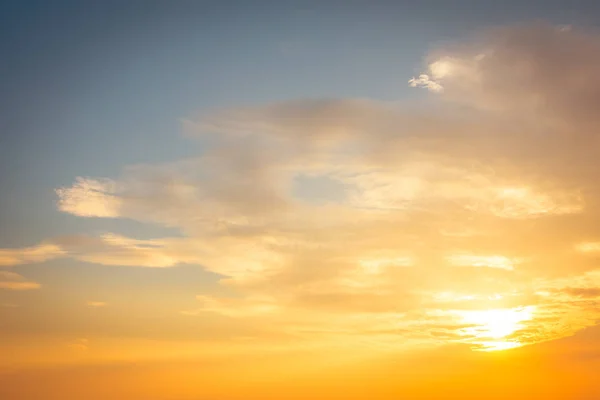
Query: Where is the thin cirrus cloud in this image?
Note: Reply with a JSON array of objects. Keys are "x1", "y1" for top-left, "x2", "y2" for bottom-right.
[{"x1": 3, "y1": 22, "x2": 600, "y2": 351}]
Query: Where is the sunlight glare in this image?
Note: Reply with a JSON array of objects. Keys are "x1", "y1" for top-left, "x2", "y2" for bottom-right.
[{"x1": 456, "y1": 306, "x2": 535, "y2": 351}]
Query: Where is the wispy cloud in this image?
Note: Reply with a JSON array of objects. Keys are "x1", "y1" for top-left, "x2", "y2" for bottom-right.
[
  {"x1": 0, "y1": 271, "x2": 41, "y2": 290},
  {"x1": 0, "y1": 244, "x2": 63, "y2": 266}
]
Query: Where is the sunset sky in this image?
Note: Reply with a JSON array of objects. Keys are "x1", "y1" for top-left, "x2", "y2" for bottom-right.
[{"x1": 2, "y1": 1, "x2": 600, "y2": 399}]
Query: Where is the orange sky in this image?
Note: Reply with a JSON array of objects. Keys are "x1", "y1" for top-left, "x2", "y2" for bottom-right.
[{"x1": 1, "y1": 326, "x2": 599, "y2": 399}]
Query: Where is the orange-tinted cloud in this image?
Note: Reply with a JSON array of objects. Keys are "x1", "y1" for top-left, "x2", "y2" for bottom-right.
[
  {"x1": 0, "y1": 271, "x2": 41, "y2": 291},
  {"x1": 4, "y1": 22, "x2": 600, "y2": 353}
]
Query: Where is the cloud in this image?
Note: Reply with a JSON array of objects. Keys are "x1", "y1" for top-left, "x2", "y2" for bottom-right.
[
  {"x1": 0, "y1": 271, "x2": 41, "y2": 290},
  {"x1": 417, "y1": 23, "x2": 600, "y2": 131},
  {"x1": 53, "y1": 234, "x2": 184, "y2": 268},
  {"x1": 0, "y1": 281, "x2": 40, "y2": 290},
  {"x1": 6, "y1": 22, "x2": 600, "y2": 351},
  {"x1": 408, "y1": 74, "x2": 443, "y2": 92},
  {"x1": 0, "y1": 244, "x2": 63, "y2": 266},
  {"x1": 56, "y1": 177, "x2": 121, "y2": 218}
]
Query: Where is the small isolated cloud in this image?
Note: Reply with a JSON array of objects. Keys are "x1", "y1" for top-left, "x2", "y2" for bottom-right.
[
  {"x1": 408, "y1": 74, "x2": 443, "y2": 92},
  {"x1": 55, "y1": 177, "x2": 121, "y2": 218},
  {"x1": 0, "y1": 271, "x2": 41, "y2": 290},
  {"x1": 86, "y1": 301, "x2": 107, "y2": 308}
]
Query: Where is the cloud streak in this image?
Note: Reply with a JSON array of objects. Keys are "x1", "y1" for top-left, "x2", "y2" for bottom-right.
[
  {"x1": 0, "y1": 244, "x2": 63, "y2": 267},
  {"x1": 0, "y1": 271, "x2": 41, "y2": 290}
]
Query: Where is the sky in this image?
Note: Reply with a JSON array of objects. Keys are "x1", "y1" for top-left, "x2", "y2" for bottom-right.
[{"x1": 2, "y1": 1, "x2": 600, "y2": 399}]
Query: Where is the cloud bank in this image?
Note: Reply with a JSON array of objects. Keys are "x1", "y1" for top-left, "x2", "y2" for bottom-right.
[{"x1": 4, "y1": 22, "x2": 600, "y2": 351}]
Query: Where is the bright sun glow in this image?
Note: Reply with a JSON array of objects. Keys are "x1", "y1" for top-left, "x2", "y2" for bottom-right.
[{"x1": 456, "y1": 306, "x2": 536, "y2": 351}]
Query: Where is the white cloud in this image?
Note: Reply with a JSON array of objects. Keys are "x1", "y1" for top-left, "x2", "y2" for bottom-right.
[
  {"x1": 408, "y1": 74, "x2": 443, "y2": 92},
  {"x1": 56, "y1": 177, "x2": 121, "y2": 218}
]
